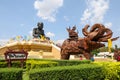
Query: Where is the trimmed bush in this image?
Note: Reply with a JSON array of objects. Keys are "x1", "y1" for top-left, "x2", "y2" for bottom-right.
[
  {"x1": 94, "y1": 62, "x2": 120, "y2": 80},
  {"x1": 26, "y1": 60, "x2": 58, "y2": 70},
  {"x1": 0, "y1": 59, "x2": 7, "y2": 68},
  {"x1": 0, "y1": 61, "x2": 7, "y2": 68},
  {"x1": 53, "y1": 59, "x2": 91, "y2": 66},
  {"x1": 11, "y1": 61, "x2": 26, "y2": 68},
  {"x1": 0, "y1": 68, "x2": 23, "y2": 80},
  {"x1": 0, "y1": 59, "x2": 6, "y2": 62},
  {"x1": 26, "y1": 59, "x2": 91, "y2": 70},
  {"x1": 29, "y1": 64, "x2": 104, "y2": 80},
  {"x1": 0, "y1": 61, "x2": 26, "y2": 68}
]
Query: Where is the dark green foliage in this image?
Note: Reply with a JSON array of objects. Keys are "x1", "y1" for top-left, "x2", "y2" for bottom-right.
[
  {"x1": 0, "y1": 60, "x2": 26, "y2": 68},
  {"x1": 53, "y1": 59, "x2": 91, "y2": 66},
  {"x1": 0, "y1": 61, "x2": 7, "y2": 68},
  {"x1": 91, "y1": 49, "x2": 100, "y2": 56},
  {"x1": 0, "y1": 59, "x2": 5, "y2": 62},
  {"x1": 11, "y1": 61, "x2": 26, "y2": 68},
  {"x1": 0, "y1": 68, "x2": 23, "y2": 80},
  {"x1": 29, "y1": 64, "x2": 104, "y2": 80},
  {"x1": 115, "y1": 45, "x2": 118, "y2": 50}
]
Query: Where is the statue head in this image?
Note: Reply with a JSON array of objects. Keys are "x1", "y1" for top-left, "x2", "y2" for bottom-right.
[
  {"x1": 67, "y1": 26, "x2": 78, "y2": 38},
  {"x1": 37, "y1": 22, "x2": 43, "y2": 30}
]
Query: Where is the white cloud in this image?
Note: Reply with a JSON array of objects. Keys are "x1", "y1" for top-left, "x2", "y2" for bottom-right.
[
  {"x1": 0, "y1": 39, "x2": 8, "y2": 46},
  {"x1": 80, "y1": 9, "x2": 91, "y2": 24},
  {"x1": 46, "y1": 32, "x2": 55, "y2": 37},
  {"x1": 105, "y1": 22, "x2": 112, "y2": 28},
  {"x1": 81, "y1": 0, "x2": 109, "y2": 25},
  {"x1": 55, "y1": 39, "x2": 64, "y2": 45},
  {"x1": 29, "y1": 30, "x2": 33, "y2": 36},
  {"x1": 34, "y1": 0, "x2": 63, "y2": 22}
]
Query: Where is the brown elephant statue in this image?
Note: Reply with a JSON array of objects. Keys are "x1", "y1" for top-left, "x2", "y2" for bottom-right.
[
  {"x1": 61, "y1": 23, "x2": 119, "y2": 60},
  {"x1": 114, "y1": 50, "x2": 120, "y2": 61}
]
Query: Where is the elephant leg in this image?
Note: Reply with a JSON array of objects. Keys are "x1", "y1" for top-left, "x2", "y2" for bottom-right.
[
  {"x1": 61, "y1": 54, "x2": 70, "y2": 60},
  {"x1": 83, "y1": 52, "x2": 91, "y2": 60}
]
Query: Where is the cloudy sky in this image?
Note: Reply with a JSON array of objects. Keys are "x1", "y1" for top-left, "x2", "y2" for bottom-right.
[{"x1": 0, "y1": 0, "x2": 120, "y2": 47}]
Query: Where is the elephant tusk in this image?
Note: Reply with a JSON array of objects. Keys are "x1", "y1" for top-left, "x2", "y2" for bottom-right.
[{"x1": 82, "y1": 24, "x2": 89, "y2": 36}]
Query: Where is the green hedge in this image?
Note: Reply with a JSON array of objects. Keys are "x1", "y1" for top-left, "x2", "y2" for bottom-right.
[
  {"x1": 26, "y1": 60, "x2": 58, "y2": 70},
  {"x1": 0, "y1": 61, "x2": 8, "y2": 68},
  {"x1": 0, "y1": 59, "x2": 5, "y2": 62},
  {"x1": 29, "y1": 64, "x2": 104, "y2": 80},
  {"x1": 0, "y1": 59, "x2": 26, "y2": 68},
  {"x1": 2, "y1": 59, "x2": 120, "y2": 80},
  {"x1": 26, "y1": 59, "x2": 91, "y2": 70},
  {"x1": 52, "y1": 59, "x2": 91, "y2": 66},
  {"x1": 0, "y1": 59, "x2": 91, "y2": 69},
  {"x1": 0, "y1": 61, "x2": 26, "y2": 68},
  {"x1": 0, "y1": 68, "x2": 23, "y2": 80},
  {"x1": 0, "y1": 59, "x2": 7, "y2": 68},
  {"x1": 11, "y1": 61, "x2": 26, "y2": 68},
  {"x1": 94, "y1": 62, "x2": 120, "y2": 80}
]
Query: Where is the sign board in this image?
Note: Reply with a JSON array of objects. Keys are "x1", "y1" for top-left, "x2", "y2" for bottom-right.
[{"x1": 4, "y1": 50, "x2": 28, "y2": 67}]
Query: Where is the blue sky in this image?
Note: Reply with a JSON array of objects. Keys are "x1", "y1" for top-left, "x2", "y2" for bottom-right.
[{"x1": 0, "y1": 0, "x2": 120, "y2": 47}]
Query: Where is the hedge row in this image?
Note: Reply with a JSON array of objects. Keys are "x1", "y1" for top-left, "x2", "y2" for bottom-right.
[
  {"x1": 0, "y1": 59, "x2": 5, "y2": 62},
  {"x1": 26, "y1": 59, "x2": 91, "y2": 65},
  {"x1": 0, "y1": 61, "x2": 26, "y2": 68},
  {"x1": 0, "y1": 61, "x2": 7, "y2": 68},
  {"x1": 0, "y1": 68, "x2": 23, "y2": 80},
  {"x1": 52, "y1": 59, "x2": 91, "y2": 66},
  {"x1": 0, "y1": 59, "x2": 91, "y2": 69},
  {"x1": 26, "y1": 59, "x2": 91, "y2": 70},
  {"x1": 1, "y1": 59, "x2": 120, "y2": 80},
  {"x1": 29, "y1": 64, "x2": 104, "y2": 80},
  {"x1": 94, "y1": 62, "x2": 120, "y2": 80},
  {"x1": 26, "y1": 60, "x2": 58, "y2": 70}
]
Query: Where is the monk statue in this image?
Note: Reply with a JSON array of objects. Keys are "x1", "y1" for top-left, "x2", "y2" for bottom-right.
[{"x1": 33, "y1": 22, "x2": 45, "y2": 38}]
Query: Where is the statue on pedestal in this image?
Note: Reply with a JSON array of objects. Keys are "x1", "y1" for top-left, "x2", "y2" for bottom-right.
[
  {"x1": 33, "y1": 22, "x2": 45, "y2": 38},
  {"x1": 61, "y1": 23, "x2": 119, "y2": 60}
]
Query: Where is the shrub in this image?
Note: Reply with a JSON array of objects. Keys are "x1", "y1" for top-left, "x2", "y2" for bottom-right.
[
  {"x1": 26, "y1": 60, "x2": 58, "y2": 70},
  {"x1": 0, "y1": 60, "x2": 26, "y2": 68},
  {"x1": 29, "y1": 64, "x2": 104, "y2": 80},
  {"x1": 26, "y1": 59, "x2": 91, "y2": 70},
  {"x1": 0, "y1": 61, "x2": 8, "y2": 68},
  {"x1": 94, "y1": 62, "x2": 120, "y2": 80},
  {"x1": 53, "y1": 59, "x2": 91, "y2": 66},
  {"x1": 11, "y1": 61, "x2": 26, "y2": 68},
  {"x1": 0, "y1": 59, "x2": 5, "y2": 62},
  {"x1": 0, "y1": 68, "x2": 23, "y2": 80}
]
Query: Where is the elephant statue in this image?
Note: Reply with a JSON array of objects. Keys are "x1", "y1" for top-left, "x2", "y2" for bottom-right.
[
  {"x1": 114, "y1": 50, "x2": 120, "y2": 61},
  {"x1": 61, "y1": 23, "x2": 119, "y2": 60}
]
